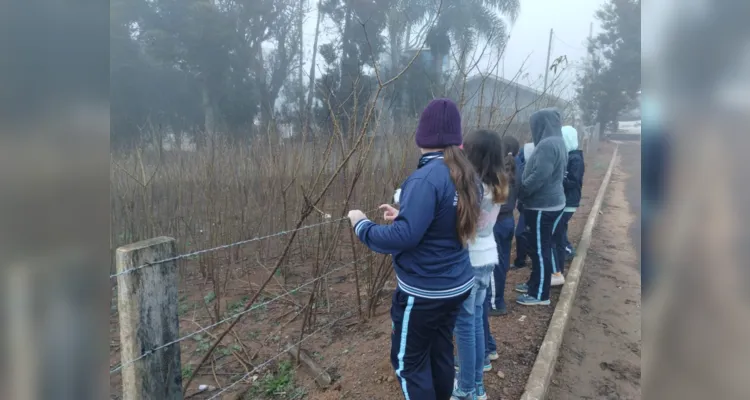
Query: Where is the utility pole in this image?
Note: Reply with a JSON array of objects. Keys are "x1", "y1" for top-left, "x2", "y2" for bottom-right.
[
  {"x1": 586, "y1": 21, "x2": 603, "y2": 142},
  {"x1": 588, "y1": 22, "x2": 594, "y2": 64},
  {"x1": 543, "y1": 28, "x2": 553, "y2": 92}
]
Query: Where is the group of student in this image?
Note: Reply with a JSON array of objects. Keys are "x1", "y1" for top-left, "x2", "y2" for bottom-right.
[{"x1": 346, "y1": 98, "x2": 585, "y2": 400}]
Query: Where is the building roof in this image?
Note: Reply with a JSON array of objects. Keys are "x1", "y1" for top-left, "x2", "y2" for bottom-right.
[{"x1": 464, "y1": 74, "x2": 569, "y2": 104}]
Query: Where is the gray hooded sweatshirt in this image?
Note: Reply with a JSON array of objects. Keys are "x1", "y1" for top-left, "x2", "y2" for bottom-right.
[{"x1": 519, "y1": 108, "x2": 567, "y2": 210}]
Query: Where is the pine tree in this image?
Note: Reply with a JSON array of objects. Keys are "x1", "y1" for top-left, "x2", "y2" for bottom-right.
[{"x1": 576, "y1": 0, "x2": 641, "y2": 132}]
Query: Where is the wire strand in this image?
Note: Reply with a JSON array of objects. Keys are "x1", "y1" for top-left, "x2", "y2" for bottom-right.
[
  {"x1": 110, "y1": 207, "x2": 381, "y2": 279},
  {"x1": 554, "y1": 32, "x2": 587, "y2": 52},
  {"x1": 110, "y1": 253, "x2": 375, "y2": 374},
  {"x1": 206, "y1": 311, "x2": 354, "y2": 400}
]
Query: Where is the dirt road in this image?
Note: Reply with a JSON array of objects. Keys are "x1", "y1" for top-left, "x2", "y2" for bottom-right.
[{"x1": 547, "y1": 143, "x2": 642, "y2": 400}]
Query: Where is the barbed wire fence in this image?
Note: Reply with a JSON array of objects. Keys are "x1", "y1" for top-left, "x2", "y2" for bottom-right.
[{"x1": 110, "y1": 207, "x2": 389, "y2": 400}]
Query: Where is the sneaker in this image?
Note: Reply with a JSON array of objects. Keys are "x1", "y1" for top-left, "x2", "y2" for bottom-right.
[
  {"x1": 487, "y1": 351, "x2": 499, "y2": 361},
  {"x1": 476, "y1": 383, "x2": 488, "y2": 400},
  {"x1": 488, "y1": 306, "x2": 507, "y2": 316},
  {"x1": 455, "y1": 359, "x2": 492, "y2": 373},
  {"x1": 483, "y1": 360, "x2": 492, "y2": 372},
  {"x1": 516, "y1": 294, "x2": 551, "y2": 306},
  {"x1": 551, "y1": 272, "x2": 565, "y2": 287},
  {"x1": 514, "y1": 283, "x2": 528, "y2": 293},
  {"x1": 450, "y1": 386, "x2": 475, "y2": 400},
  {"x1": 565, "y1": 247, "x2": 576, "y2": 261}
]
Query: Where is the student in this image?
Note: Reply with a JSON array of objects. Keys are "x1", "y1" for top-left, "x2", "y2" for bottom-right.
[
  {"x1": 347, "y1": 98, "x2": 480, "y2": 400},
  {"x1": 452, "y1": 129, "x2": 508, "y2": 400},
  {"x1": 486, "y1": 135, "x2": 521, "y2": 317},
  {"x1": 515, "y1": 108, "x2": 567, "y2": 306},
  {"x1": 559, "y1": 126, "x2": 585, "y2": 261},
  {"x1": 548, "y1": 126, "x2": 584, "y2": 286},
  {"x1": 511, "y1": 142, "x2": 534, "y2": 269},
  {"x1": 641, "y1": 95, "x2": 668, "y2": 295}
]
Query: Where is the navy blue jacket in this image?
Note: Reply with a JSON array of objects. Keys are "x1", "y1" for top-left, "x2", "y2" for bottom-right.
[
  {"x1": 354, "y1": 153, "x2": 475, "y2": 299},
  {"x1": 515, "y1": 151, "x2": 526, "y2": 213},
  {"x1": 563, "y1": 150, "x2": 585, "y2": 208}
]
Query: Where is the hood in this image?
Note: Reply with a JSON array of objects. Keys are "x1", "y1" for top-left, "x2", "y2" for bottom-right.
[
  {"x1": 523, "y1": 142, "x2": 535, "y2": 161},
  {"x1": 529, "y1": 108, "x2": 563, "y2": 145},
  {"x1": 561, "y1": 126, "x2": 579, "y2": 151},
  {"x1": 641, "y1": 95, "x2": 662, "y2": 136}
]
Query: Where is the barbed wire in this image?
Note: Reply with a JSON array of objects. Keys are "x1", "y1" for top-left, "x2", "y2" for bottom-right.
[
  {"x1": 180, "y1": 254, "x2": 388, "y2": 397},
  {"x1": 110, "y1": 207, "x2": 381, "y2": 279},
  {"x1": 110, "y1": 253, "x2": 375, "y2": 374},
  {"x1": 205, "y1": 311, "x2": 355, "y2": 400},
  {"x1": 180, "y1": 256, "x2": 391, "y2": 398}
]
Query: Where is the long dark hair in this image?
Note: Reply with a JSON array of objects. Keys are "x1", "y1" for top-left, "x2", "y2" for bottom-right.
[
  {"x1": 501, "y1": 135, "x2": 520, "y2": 185},
  {"x1": 463, "y1": 130, "x2": 509, "y2": 204},
  {"x1": 443, "y1": 145, "x2": 481, "y2": 246}
]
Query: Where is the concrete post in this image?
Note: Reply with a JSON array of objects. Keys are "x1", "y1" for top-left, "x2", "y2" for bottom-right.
[{"x1": 116, "y1": 237, "x2": 183, "y2": 400}]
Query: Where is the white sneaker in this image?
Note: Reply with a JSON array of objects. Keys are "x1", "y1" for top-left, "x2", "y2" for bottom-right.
[{"x1": 551, "y1": 273, "x2": 565, "y2": 287}]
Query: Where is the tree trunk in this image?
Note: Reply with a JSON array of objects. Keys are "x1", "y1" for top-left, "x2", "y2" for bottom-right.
[
  {"x1": 387, "y1": 15, "x2": 403, "y2": 126},
  {"x1": 254, "y1": 26, "x2": 290, "y2": 138},
  {"x1": 458, "y1": 42, "x2": 469, "y2": 78},
  {"x1": 388, "y1": 13, "x2": 402, "y2": 78},
  {"x1": 338, "y1": 2, "x2": 355, "y2": 137},
  {"x1": 304, "y1": 1, "x2": 323, "y2": 138},
  {"x1": 298, "y1": 0, "x2": 305, "y2": 123},
  {"x1": 260, "y1": 98, "x2": 276, "y2": 136},
  {"x1": 202, "y1": 84, "x2": 215, "y2": 136}
]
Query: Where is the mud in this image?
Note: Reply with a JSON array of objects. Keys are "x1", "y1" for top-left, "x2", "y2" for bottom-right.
[{"x1": 547, "y1": 142, "x2": 641, "y2": 400}]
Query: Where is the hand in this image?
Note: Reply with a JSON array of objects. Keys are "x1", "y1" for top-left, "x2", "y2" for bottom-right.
[
  {"x1": 379, "y1": 204, "x2": 399, "y2": 222},
  {"x1": 347, "y1": 210, "x2": 367, "y2": 227}
]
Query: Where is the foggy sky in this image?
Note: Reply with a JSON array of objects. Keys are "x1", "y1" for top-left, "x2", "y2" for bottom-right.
[{"x1": 300, "y1": 0, "x2": 607, "y2": 100}]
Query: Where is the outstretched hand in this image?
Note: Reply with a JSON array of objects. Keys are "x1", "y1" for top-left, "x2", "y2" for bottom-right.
[
  {"x1": 347, "y1": 210, "x2": 367, "y2": 227},
  {"x1": 379, "y1": 204, "x2": 399, "y2": 222}
]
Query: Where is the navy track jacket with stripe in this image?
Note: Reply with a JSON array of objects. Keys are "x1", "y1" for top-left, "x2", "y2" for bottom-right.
[{"x1": 353, "y1": 153, "x2": 475, "y2": 299}]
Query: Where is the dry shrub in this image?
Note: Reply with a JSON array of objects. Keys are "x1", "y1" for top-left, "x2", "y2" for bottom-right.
[{"x1": 110, "y1": 118, "x2": 530, "y2": 319}]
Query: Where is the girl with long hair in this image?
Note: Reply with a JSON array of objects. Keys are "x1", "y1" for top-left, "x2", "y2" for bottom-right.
[
  {"x1": 487, "y1": 135, "x2": 521, "y2": 315},
  {"x1": 452, "y1": 129, "x2": 508, "y2": 400},
  {"x1": 347, "y1": 98, "x2": 481, "y2": 400},
  {"x1": 481, "y1": 135, "x2": 521, "y2": 371}
]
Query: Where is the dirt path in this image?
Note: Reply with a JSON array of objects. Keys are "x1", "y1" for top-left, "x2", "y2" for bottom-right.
[{"x1": 547, "y1": 142, "x2": 642, "y2": 400}]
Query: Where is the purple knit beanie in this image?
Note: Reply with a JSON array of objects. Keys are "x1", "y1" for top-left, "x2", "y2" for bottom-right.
[{"x1": 415, "y1": 98, "x2": 462, "y2": 148}]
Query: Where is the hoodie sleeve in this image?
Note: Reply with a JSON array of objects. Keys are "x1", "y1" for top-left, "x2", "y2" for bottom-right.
[
  {"x1": 563, "y1": 155, "x2": 584, "y2": 190},
  {"x1": 521, "y1": 142, "x2": 556, "y2": 199},
  {"x1": 353, "y1": 178, "x2": 436, "y2": 254},
  {"x1": 515, "y1": 156, "x2": 525, "y2": 211}
]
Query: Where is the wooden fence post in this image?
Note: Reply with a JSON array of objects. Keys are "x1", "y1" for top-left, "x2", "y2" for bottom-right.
[{"x1": 116, "y1": 237, "x2": 183, "y2": 400}]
